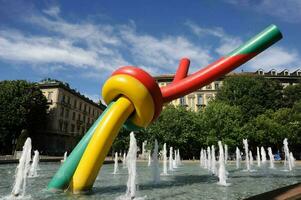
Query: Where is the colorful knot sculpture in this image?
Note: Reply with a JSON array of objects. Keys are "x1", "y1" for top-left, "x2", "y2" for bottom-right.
[{"x1": 48, "y1": 24, "x2": 283, "y2": 193}]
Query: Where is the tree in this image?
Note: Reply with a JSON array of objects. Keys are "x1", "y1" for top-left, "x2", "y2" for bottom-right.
[
  {"x1": 0, "y1": 80, "x2": 48, "y2": 154},
  {"x1": 200, "y1": 102, "x2": 244, "y2": 152},
  {"x1": 215, "y1": 75, "x2": 283, "y2": 120},
  {"x1": 283, "y1": 84, "x2": 301, "y2": 108}
]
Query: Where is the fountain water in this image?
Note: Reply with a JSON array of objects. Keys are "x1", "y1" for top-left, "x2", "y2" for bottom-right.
[
  {"x1": 207, "y1": 147, "x2": 211, "y2": 172},
  {"x1": 61, "y1": 151, "x2": 67, "y2": 163},
  {"x1": 200, "y1": 149, "x2": 203, "y2": 167},
  {"x1": 211, "y1": 145, "x2": 217, "y2": 175},
  {"x1": 290, "y1": 152, "x2": 295, "y2": 168},
  {"x1": 173, "y1": 150, "x2": 177, "y2": 168},
  {"x1": 243, "y1": 139, "x2": 250, "y2": 171},
  {"x1": 12, "y1": 138, "x2": 32, "y2": 197},
  {"x1": 249, "y1": 151, "x2": 254, "y2": 166},
  {"x1": 217, "y1": 141, "x2": 228, "y2": 186},
  {"x1": 283, "y1": 138, "x2": 292, "y2": 171},
  {"x1": 267, "y1": 147, "x2": 274, "y2": 169},
  {"x1": 29, "y1": 150, "x2": 39, "y2": 177},
  {"x1": 117, "y1": 132, "x2": 139, "y2": 200},
  {"x1": 168, "y1": 147, "x2": 173, "y2": 171},
  {"x1": 261, "y1": 147, "x2": 267, "y2": 163},
  {"x1": 236, "y1": 147, "x2": 241, "y2": 169},
  {"x1": 123, "y1": 152, "x2": 127, "y2": 168},
  {"x1": 257, "y1": 147, "x2": 261, "y2": 167},
  {"x1": 113, "y1": 152, "x2": 119, "y2": 174},
  {"x1": 148, "y1": 153, "x2": 151, "y2": 167},
  {"x1": 141, "y1": 140, "x2": 147, "y2": 159},
  {"x1": 224, "y1": 144, "x2": 228, "y2": 165},
  {"x1": 161, "y1": 143, "x2": 168, "y2": 176},
  {"x1": 152, "y1": 140, "x2": 160, "y2": 183},
  {"x1": 176, "y1": 149, "x2": 181, "y2": 166}
]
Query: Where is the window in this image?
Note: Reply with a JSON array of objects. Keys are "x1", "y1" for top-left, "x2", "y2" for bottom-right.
[
  {"x1": 271, "y1": 70, "x2": 276, "y2": 75},
  {"x1": 72, "y1": 112, "x2": 75, "y2": 120},
  {"x1": 284, "y1": 71, "x2": 289, "y2": 76},
  {"x1": 83, "y1": 115, "x2": 86, "y2": 123},
  {"x1": 84, "y1": 104, "x2": 87, "y2": 112},
  {"x1": 206, "y1": 84, "x2": 212, "y2": 89},
  {"x1": 59, "y1": 121, "x2": 63, "y2": 131},
  {"x1": 71, "y1": 124, "x2": 75, "y2": 133},
  {"x1": 215, "y1": 83, "x2": 219, "y2": 90},
  {"x1": 65, "y1": 109, "x2": 69, "y2": 118},
  {"x1": 180, "y1": 97, "x2": 186, "y2": 105},
  {"x1": 298, "y1": 71, "x2": 301, "y2": 76},
  {"x1": 47, "y1": 92, "x2": 53, "y2": 101},
  {"x1": 60, "y1": 107, "x2": 64, "y2": 117},
  {"x1": 74, "y1": 99, "x2": 77, "y2": 108},
  {"x1": 78, "y1": 113, "x2": 81, "y2": 120},
  {"x1": 67, "y1": 96, "x2": 70, "y2": 104},
  {"x1": 88, "y1": 107, "x2": 91, "y2": 114},
  {"x1": 62, "y1": 95, "x2": 65, "y2": 103},
  {"x1": 258, "y1": 70, "x2": 263, "y2": 75},
  {"x1": 63, "y1": 122, "x2": 68, "y2": 132},
  {"x1": 188, "y1": 98, "x2": 194, "y2": 108},
  {"x1": 79, "y1": 102, "x2": 82, "y2": 110},
  {"x1": 197, "y1": 95, "x2": 203, "y2": 105}
]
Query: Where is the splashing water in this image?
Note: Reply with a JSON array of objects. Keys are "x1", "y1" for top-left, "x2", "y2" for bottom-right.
[
  {"x1": 249, "y1": 151, "x2": 254, "y2": 166},
  {"x1": 152, "y1": 140, "x2": 160, "y2": 183},
  {"x1": 257, "y1": 147, "x2": 261, "y2": 167},
  {"x1": 243, "y1": 139, "x2": 250, "y2": 171},
  {"x1": 207, "y1": 147, "x2": 211, "y2": 173},
  {"x1": 236, "y1": 147, "x2": 241, "y2": 169},
  {"x1": 168, "y1": 147, "x2": 173, "y2": 171},
  {"x1": 283, "y1": 138, "x2": 292, "y2": 171},
  {"x1": 261, "y1": 147, "x2": 267, "y2": 163},
  {"x1": 161, "y1": 143, "x2": 168, "y2": 176},
  {"x1": 267, "y1": 147, "x2": 274, "y2": 169},
  {"x1": 224, "y1": 144, "x2": 228, "y2": 165},
  {"x1": 28, "y1": 150, "x2": 39, "y2": 177},
  {"x1": 217, "y1": 141, "x2": 229, "y2": 186},
  {"x1": 12, "y1": 138, "x2": 32, "y2": 197},
  {"x1": 122, "y1": 152, "x2": 127, "y2": 168},
  {"x1": 148, "y1": 153, "x2": 151, "y2": 167},
  {"x1": 211, "y1": 145, "x2": 217, "y2": 175},
  {"x1": 113, "y1": 152, "x2": 119, "y2": 174}
]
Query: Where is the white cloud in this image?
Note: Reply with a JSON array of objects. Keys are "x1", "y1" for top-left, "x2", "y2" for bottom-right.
[
  {"x1": 224, "y1": 0, "x2": 301, "y2": 23},
  {"x1": 247, "y1": 46, "x2": 301, "y2": 72},
  {"x1": 43, "y1": 6, "x2": 60, "y2": 18},
  {"x1": 186, "y1": 22, "x2": 242, "y2": 56}
]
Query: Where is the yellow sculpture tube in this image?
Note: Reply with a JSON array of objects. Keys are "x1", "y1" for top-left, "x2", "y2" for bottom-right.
[
  {"x1": 70, "y1": 74, "x2": 155, "y2": 193},
  {"x1": 70, "y1": 96, "x2": 134, "y2": 192}
]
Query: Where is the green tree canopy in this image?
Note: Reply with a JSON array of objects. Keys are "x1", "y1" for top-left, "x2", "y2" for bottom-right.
[
  {"x1": 215, "y1": 75, "x2": 283, "y2": 120},
  {"x1": 0, "y1": 80, "x2": 48, "y2": 154}
]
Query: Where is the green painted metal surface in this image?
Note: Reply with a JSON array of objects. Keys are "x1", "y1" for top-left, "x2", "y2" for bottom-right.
[
  {"x1": 47, "y1": 103, "x2": 114, "y2": 190},
  {"x1": 227, "y1": 24, "x2": 282, "y2": 57}
]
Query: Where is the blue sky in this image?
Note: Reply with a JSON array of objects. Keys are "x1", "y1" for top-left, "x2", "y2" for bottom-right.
[{"x1": 1, "y1": 0, "x2": 301, "y2": 102}]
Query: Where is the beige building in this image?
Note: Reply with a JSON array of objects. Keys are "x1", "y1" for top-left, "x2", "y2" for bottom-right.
[
  {"x1": 36, "y1": 79, "x2": 104, "y2": 155},
  {"x1": 155, "y1": 69, "x2": 301, "y2": 112}
]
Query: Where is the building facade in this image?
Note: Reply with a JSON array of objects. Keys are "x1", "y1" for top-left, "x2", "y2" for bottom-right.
[
  {"x1": 36, "y1": 80, "x2": 104, "y2": 155},
  {"x1": 155, "y1": 69, "x2": 301, "y2": 112}
]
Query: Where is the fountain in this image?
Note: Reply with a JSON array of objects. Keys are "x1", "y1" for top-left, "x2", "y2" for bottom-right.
[
  {"x1": 161, "y1": 143, "x2": 168, "y2": 176},
  {"x1": 290, "y1": 152, "x2": 295, "y2": 168},
  {"x1": 117, "y1": 132, "x2": 140, "y2": 200},
  {"x1": 152, "y1": 140, "x2": 160, "y2": 183},
  {"x1": 207, "y1": 147, "x2": 212, "y2": 172},
  {"x1": 236, "y1": 147, "x2": 241, "y2": 169},
  {"x1": 148, "y1": 153, "x2": 151, "y2": 167},
  {"x1": 217, "y1": 141, "x2": 228, "y2": 186},
  {"x1": 123, "y1": 152, "x2": 127, "y2": 168},
  {"x1": 257, "y1": 147, "x2": 261, "y2": 167},
  {"x1": 61, "y1": 151, "x2": 67, "y2": 163},
  {"x1": 141, "y1": 140, "x2": 147, "y2": 159},
  {"x1": 12, "y1": 138, "x2": 32, "y2": 197},
  {"x1": 113, "y1": 152, "x2": 119, "y2": 174},
  {"x1": 29, "y1": 150, "x2": 39, "y2": 177},
  {"x1": 211, "y1": 145, "x2": 217, "y2": 175},
  {"x1": 267, "y1": 147, "x2": 275, "y2": 169},
  {"x1": 169, "y1": 147, "x2": 173, "y2": 171},
  {"x1": 173, "y1": 150, "x2": 178, "y2": 168},
  {"x1": 261, "y1": 147, "x2": 267, "y2": 163},
  {"x1": 283, "y1": 138, "x2": 292, "y2": 171},
  {"x1": 224, "y1": 144, "x2": 228, "y2": 165},
  {"x1": 176, "y1": 149, "x2": 181, "y2": 166},
  {"x1": 243, "y1": 139, "x2": 250, "y2": 171},
  {"x1": 249, "y1": 151, "x2": 254, "y2": 166}
]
